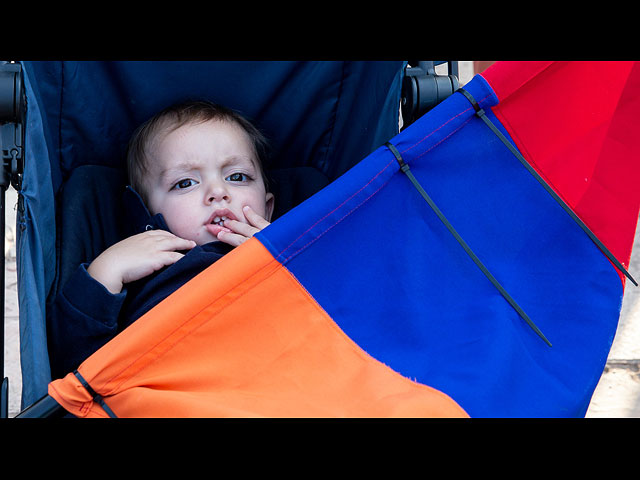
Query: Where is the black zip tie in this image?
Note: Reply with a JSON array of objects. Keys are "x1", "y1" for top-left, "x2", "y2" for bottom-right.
[
  {"x1": 74, "y1": 370, "x2": 118, "y2": 418},
  {"x1": 385, "y1": 141, "x2": 552, "y2": 347},
  {"x1": 458, "y1": 88, "x2": 637, "y2": 287}
]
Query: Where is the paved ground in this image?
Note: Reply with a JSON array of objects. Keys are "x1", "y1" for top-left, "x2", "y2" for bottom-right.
[
  {"x1": 4, "y1": 62, "x2": 639, "y2": 417},
  {"x1": 585, "y1": 216, "x2": 640, "y2": 417},
  {"x1": 4, "y1": 186, "x2": 20, "y2": 417}
]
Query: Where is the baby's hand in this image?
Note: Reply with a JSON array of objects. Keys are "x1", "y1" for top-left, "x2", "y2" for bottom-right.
[
  {"x1": 216, "y1": 206, "x2": 270, "y2": 247},
  {"x1": 87, "y1": 230, "x2": 196, "y2": 294}
]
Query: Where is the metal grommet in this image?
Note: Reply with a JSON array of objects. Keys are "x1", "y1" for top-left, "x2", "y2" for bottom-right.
[{"x1": 145, "y1": 224, "x2": 153, "y2": 231}]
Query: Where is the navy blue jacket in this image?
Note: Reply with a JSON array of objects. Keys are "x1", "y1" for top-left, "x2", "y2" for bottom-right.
[{"x1": 48, "y1": 187, "x2": 233, "y2": 380}]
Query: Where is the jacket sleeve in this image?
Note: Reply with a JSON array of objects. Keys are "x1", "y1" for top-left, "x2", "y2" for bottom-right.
[{"x1": 47, "y1": 263, "x2": 127, "y2": 380}]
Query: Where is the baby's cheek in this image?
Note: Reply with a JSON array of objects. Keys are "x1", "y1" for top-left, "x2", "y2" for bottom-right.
[{"x1": 164, "y1": 210, "x2": 200, "y2": 239}]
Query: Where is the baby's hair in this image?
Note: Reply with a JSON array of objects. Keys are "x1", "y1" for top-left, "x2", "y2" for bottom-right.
[{"x1": 126, "y1": 100, "x2": 270, "y2": 202}]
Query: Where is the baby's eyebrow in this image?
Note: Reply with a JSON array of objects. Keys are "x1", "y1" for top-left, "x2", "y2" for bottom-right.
[
  {"x1": 159, "y1": 161, "x2": 201, "y2": 180},
  {"x1": 222, "y1": 155, "x2": 258, "y2": 171}
]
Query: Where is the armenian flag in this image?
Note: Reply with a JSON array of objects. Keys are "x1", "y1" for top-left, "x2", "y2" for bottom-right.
[{"x1": 48, "y1": 61, "x2": 640, "y2": 417}]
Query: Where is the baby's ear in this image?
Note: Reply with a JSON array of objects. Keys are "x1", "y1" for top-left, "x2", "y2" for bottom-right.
[{"x1": 265, "y1": 192, "x2": 275, "y2": 222}]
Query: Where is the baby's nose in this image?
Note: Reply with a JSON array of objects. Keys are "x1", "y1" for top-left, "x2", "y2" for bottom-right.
[{"x1": 207, "y1": 183, "x2": 230, "y2": 203}]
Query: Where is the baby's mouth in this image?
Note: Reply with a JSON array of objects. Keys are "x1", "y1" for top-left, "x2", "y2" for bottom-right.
[
  {"x1": 206, "y1": 209, "x2": 237, "y2": 229},
  {"x1": 210, "y1": 215, "x2": 228, "y2": 226}
]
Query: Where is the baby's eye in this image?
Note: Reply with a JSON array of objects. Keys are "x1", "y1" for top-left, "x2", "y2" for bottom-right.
[
  {"x1": 226, "y1": 172, "x2": 250, "y2": 182},
  {"x1": 173, "y1": 178, "x2": 197, "y2": 190}
]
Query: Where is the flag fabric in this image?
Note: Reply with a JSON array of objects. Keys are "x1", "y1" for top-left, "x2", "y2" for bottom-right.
[{"x1": 48, "y1": 61, "x2": 640, "y2": 417}]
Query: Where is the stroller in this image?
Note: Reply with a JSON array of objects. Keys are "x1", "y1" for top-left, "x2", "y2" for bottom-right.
[{"x1": 3, "y1": 60, "x2": 640, "y2": 418}]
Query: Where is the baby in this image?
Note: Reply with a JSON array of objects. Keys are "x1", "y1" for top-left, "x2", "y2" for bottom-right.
[
  {"x1": 48, "y1": 100, "x2": 275, "y2": 378},
  {"x1": 89, "y1": 100, "x2": 275, "y2": 294}
]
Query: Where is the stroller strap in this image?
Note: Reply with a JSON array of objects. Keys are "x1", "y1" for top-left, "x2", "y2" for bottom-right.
[
  {"x1": 457, "y1": 87, "x2": 637, "y2": 287},
  {"x1": 73, "y1": 371, "x2": 118, "y2": 418},
  {"x1": 385, "y1": 140, "x2": 552, "y2": 347}
]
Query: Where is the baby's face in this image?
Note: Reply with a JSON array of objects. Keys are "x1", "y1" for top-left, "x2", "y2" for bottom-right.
[{"x1": 144, "y1": 119, "x2": 274, "y2": 245}]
